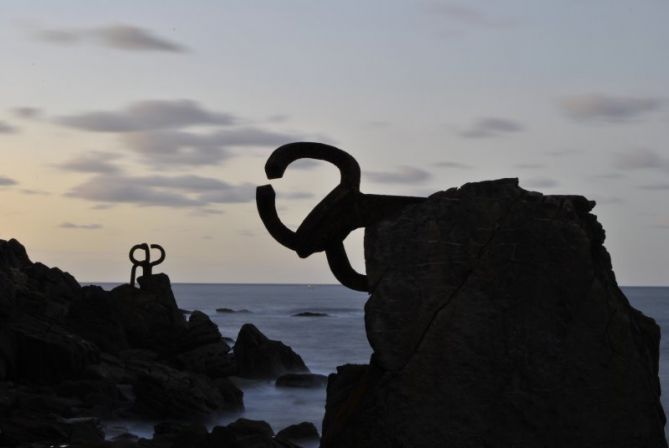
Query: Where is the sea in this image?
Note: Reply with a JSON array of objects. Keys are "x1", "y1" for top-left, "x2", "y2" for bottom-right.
[{"x1": 100, "y1": 284, "x2": 669, "y2": 442}]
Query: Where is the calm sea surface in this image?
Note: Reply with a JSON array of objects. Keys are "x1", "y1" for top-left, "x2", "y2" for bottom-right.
[{"x1": 99, "y1": 284, "x2": 669, "y2": 440}]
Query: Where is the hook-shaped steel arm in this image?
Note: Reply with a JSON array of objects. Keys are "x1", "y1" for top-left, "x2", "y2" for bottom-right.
[
  {"x1": 256, "y1": 142, "x2": 425, "y2": 292},
  {"x1": 265, "y1": 142, "x2": 361, "y2": 188}
]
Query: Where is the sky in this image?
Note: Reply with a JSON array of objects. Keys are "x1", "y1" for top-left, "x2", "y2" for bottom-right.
[{"x1": 0, "y1": 1, "x2": 667, "y2": 285}]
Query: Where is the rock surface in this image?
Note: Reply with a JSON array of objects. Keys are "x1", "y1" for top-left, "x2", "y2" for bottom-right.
[
  {"x1": 276, "y1": 421, "x2": 320, "y2": 445},
  {"x1": 0, "y1": 238, "x2": 308, "y2": 447},
  {"x1": 234, "y1": 323, "x2": 309, "y2": 379},
  {"x1": 321, "y1": 179, "x2": 667, "y2": 448}
]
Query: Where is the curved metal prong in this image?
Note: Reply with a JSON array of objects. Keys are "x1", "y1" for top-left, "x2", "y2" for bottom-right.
[
  {"x1": 265, "y1": 142, "x2": 361, "y2": 190},
  {"x1": 149, "y1": 244, "x2": 166, "y2": 267},
  {"x1": 325, "y1": 241, "x2": 368, "y2": 292},
  {"x1": 129, "y1": 243, "x2": 149, "y2": 264},
  {"x1": 256, "y1": 184, "x2": 299, "y2": 250}
]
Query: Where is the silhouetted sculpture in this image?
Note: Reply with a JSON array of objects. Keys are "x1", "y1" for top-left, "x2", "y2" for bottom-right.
[
  {"x1": 129, "y1": 243, "x2": 165, "y2": 287},
  {"x1": 256, "y1": 142, "x2": 424, "y2": 291},
  {"x1": 257, "y1": 145, "x2": 667, "y2": 447}
]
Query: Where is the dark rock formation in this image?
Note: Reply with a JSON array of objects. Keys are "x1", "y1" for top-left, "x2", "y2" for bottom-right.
[
  {"x1": 210, "y1": 418, "x2": 274, "y2": 448},
  {"x1": 174, "y1": 342, "x2": 235, "y2": 378},
  {"x1": 1, "y1": 238, "x2": 316, "y2": 447},
  {"x1": 147, "y1": 421, "x2": 210, "y2": 448},
  {"x1": 178, "y1": 310, "x2": 225, "y2": 351},
  {"x1": 11, "y1": 315, "x2": 100, "y2": 384},
  {"x1": 234, "y1": 323, "x2": 309, "y2": 379},
  {"x1": 131, "y1": 362, "x2": 241, "y2": 419},
  {"x1": 216, "y1": 307, "x2": 251, "y2": 314},
  {"x1": 275, "y1": 422, "x2": 320, "y2": 445},
  {"x1": 107, "y1": 274, "x2": 188, "y2": 355},
  {"x1": 321, "y1": 179, "x2": 667, "y2": 448},
  {"x1": 292, "y1": 312, "x2": 328, "y2": 317},
  {"x1": 276, "y1": 373, "x2": 328, "y2": 388}
]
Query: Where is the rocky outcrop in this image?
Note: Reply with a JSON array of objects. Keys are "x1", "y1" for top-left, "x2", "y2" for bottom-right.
[
  {"x1": 0, "y1": 238, "x2": 309, "y2": 447},
  {"x1": 321, "y1": 179, "x2": 667, "y2": 448},
  {"x1": 132, "y1": 363, "x2": 242, "y2": 418},
  {"x1": 276, "y1": 421, "x2": 320, "y2": 445},
  {"x1": 234, "y1": 323, "x2": 309, "y2": 379}
]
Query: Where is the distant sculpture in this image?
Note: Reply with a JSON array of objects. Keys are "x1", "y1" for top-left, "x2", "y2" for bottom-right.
[
  {"x1": 256, "y1": 142, "x2": 425, "y2": 291},
  {"x1": 129, "y1": 243, "x2": 166, "y2": 287}
]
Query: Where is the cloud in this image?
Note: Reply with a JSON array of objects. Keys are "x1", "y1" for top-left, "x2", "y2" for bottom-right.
[
  {"x1": 0, "y1": 121, "x2": 18, "y2": 134},
  {"x1": 12, "y1": 107, "x2": 42, "y2": 119},
  {"x1": 366, "y1": 166, "x2": 431, "y2": 184},
  {"x1": 592, "y1": 172, "x2": 624, "y2": 180},
  {"x1": 35, "y1": 24, "x2": 186, "y2": 53},
  {"x1": 422, "y1": 2, "x2": 513, "y2": 28},
  {"x1": 546, "y1": 149, "x2": 583, "y2": 157},
  {"x1": 266, "y1": 114, "x2": 289, "y2": 123},
  {"x1": 68, "y1": 177, "x2": 204, "y2": 207},
  {"x1": 193, "y1": 209, "x2": 224, "y2": 216},
  {"x1": 67, "y1": 174, "x2": 258, "y2": 208},
  {"x1": 91, "y1": 25, "x2": 186, "y2": 52},
  {"x1": 434, "y1": 161, "x2": 472, "y2": 169},
  {"x1": 459, "y1": 117, "x2": 523, "y2": 138},
  {"x1": 59, "y1": 222, "x2": 103, "y2": 230},
  {"x1": 514, "y1": 163, "x2": 545, "y2": 169},
  {"x1": 132, "y1": 174, "x2": 240, "y2": 192},
  {"x1": 123, "y1": 127, "x2": 298, "y2": 167},
  {"x1": 53, "y1": 98, "x2": 306, "y2": 167},
  {"x1": 523, "y1": 177, "x2": 559, "y2": 189},
  {"x1": 21, "y1": 189, "x2": 50, "y2": 196},
  {"x1": 639, "y1": 183, "x2": 669, "y2": 191},
  {"x1": 57, "y1": 151, "x2": 123, "y2": 174},
  {"x1": 198, "y1": 184, "x2": 256, "y2": 204},
  {"x1": 35, "y1": 29, "x2": 80, "y2": 44},
  {"x1": 277, "y1": 191, "x2": 315, "y2": 200},
  {"x1": 612, "y1": 148, "x2": 669, "y2": 170},
  {"x1": 0, "y1": 176, "x2": 17, "y2": 186},
  {"x1": 56, "y1": 99, "x2": 235, "y2": 132},
  {"x1": 560, "y1": 94, "x2": 663, "y2": 122}
]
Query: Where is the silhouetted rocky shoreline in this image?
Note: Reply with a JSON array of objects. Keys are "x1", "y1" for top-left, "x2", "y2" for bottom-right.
[
  {"x1": 0, "y1": 238, "x2": 320, "y2": 447},
  {"x1": 2, "y1": 178, "x2": 667, "y2": 448}
]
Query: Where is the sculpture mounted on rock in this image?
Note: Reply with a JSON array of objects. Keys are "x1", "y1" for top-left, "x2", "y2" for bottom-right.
[
  {"x1": 129, "y1": 242, "x2": 165, "y2": 287},
  {"x1": 256, "y1": 142, "x2": 425, "y2": 291},
  {"x1": 257, "y1": 143, "x2": 667, "y2": 448}
]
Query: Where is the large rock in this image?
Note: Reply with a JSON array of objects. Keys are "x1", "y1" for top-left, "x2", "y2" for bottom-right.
[
  {"x1": 132, "y1": 362, "x2": 242, "y2": 418},
  {"x1": 210, "y1": 418, "x2": 274, "y2": 448},
  {"x1": 67, "y1": 285, "x2": 130, "y2": 354},
  {"x1": 10, "y1": 315, "x2": 100, "y2": 384},
  {"x1": 0, "y1": 238, "x2": 250, "y2": 447},
  {"x1": 321, "y1": 179, "x2": 667, "y2": 448},
  {"x1": 0, "y1": 239, "x2": 81, "y2": 322},
  {"x1": 174, "y1": 342, "x2": 235, "y2": 378},
  {"x1": 177, "y1": 310, "x2": 225, "y2": 352},
  {"x1": 109, "y1": 274, "x2": 188, "y2": 354},
  {"x1": 275, "y1": 421, "x2": 320, "y2": 445},
  {"x1": 233, "y1": 324, "x2": 308, "y2": 379}
]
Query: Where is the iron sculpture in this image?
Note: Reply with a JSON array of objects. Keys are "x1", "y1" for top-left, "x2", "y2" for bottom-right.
[
  {"x1": 256, "y1": 142, "x2": 425, "y2": 292},
  {"x1": 129, "y1": 243, "x2": 166, "y2": 287}
]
